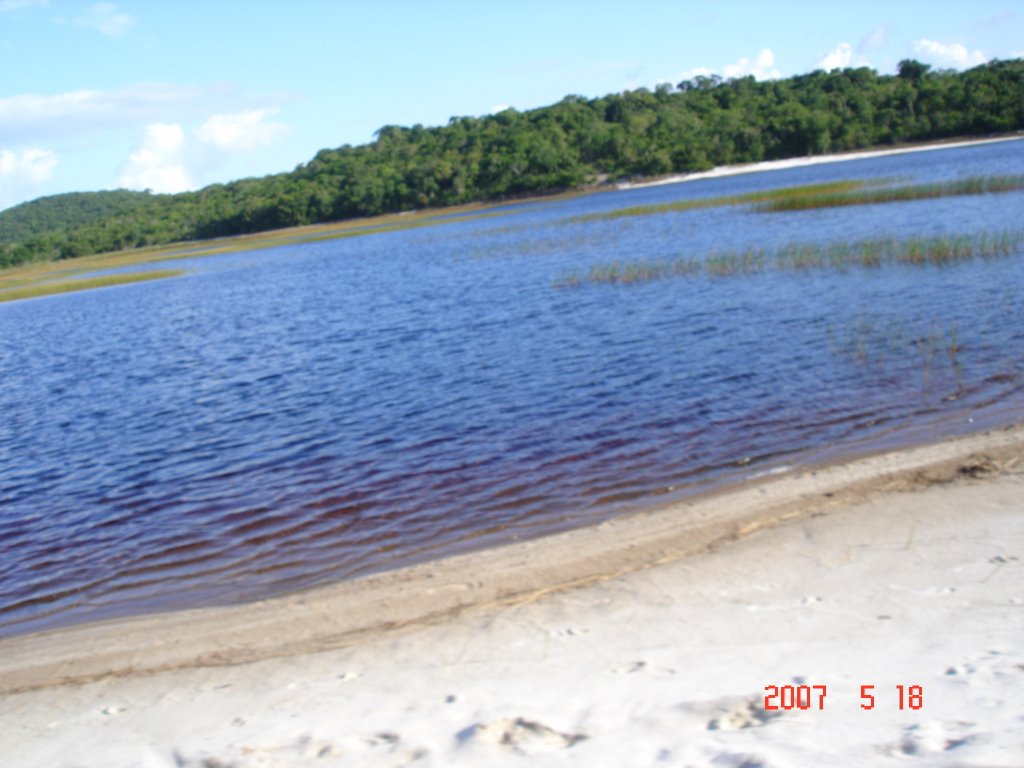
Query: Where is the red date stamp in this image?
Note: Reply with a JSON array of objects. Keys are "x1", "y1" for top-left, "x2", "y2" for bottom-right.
[{"x1": 764, "y1": 684, "x2": 923, "y2": 711}]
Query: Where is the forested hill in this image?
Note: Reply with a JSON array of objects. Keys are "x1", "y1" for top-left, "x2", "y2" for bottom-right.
[
  {"x1": 2, "y1": 58, "x2": 1023, "y2": 268},
  {"x1": 0, "y1": 190, "x2": 170, "y2": 243}
]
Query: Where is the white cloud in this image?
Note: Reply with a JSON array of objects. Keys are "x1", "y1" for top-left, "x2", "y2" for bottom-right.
[
  {"x1": 0, "y1": 147, "x2": 57, "y2": 183},
  {"x1": 0, "y1": 148, "x2": 57, "y2": 210},
  {"x1": 674, "y1": 65, "x2": 714, "y2": 82},
  {"x1": 118, "y1": 110, "x2": 285, "y2": 193},
  {"x1": 723, "y1": 49, "x2": 781, "y2": 80},
  {"x1": 490, "y1": 104, "x2": 510, "y2": 114},
  {"x1": 0, "y1": 84, "x2": 223, "y2": 144},
  {"x1": 673, "y1": 49, "x2": 779, "y2": 87},
  {"x1": 816, "y1": 42, "x2": 873, "y2": 71},
  {"x1": 0, "y1": 89, "x2": 101, "y2": 126},
  {"x1": 817, "y1": 43, "x2": 855, "y2": 71},
  {"x1": 76, "y1": 2, "x2": 135, "y2": 37},
  {"x1": 118, "y1": 123, "x2": 192, "y2": 193},
  {"x1": 196, "y1": 109, "x2": 287, "y2": 152},
  {"x1": 912, "y1": 39, "x2": 987, "y2": 69},
  {"x1": 0, "y1": 0, "x2": 48, "y2": 10}
]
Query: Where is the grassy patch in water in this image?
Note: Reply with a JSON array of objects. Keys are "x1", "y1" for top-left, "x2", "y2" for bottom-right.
[
  {"x1": 830, "y1": 316, "x2": 962, "y2": 369},
  {"x1": 564, "y1": 174, "x2": 1024, "y2": 223},
  {"x1": 0, "y1": 269, "x2": 186, "y2": 303},
  {"x1": 0, "y1": 200, "x2": 538, "y2": 300},
  {"x1": 756, "y1": 175, "x2": 1024, "y2": 212},
  {"x1": 553, "y1": 230, "x2": 1024, "y2": 287},
  {"x1": 568, "y1": 179, "x2": 878, "y2": 223}
]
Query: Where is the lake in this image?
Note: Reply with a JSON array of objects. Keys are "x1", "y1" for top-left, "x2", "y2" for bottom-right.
[{"x1": 1, "y1": 139, "x2": 1022, "y2": 637}]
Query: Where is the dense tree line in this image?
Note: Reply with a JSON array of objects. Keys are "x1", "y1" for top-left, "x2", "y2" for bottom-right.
[
  {"x1": 2, "y1": 58, "x2": 1022, "y2": 268},
  {"x1": 0, "y1": 189, "x2": 171, "y2": 243}
]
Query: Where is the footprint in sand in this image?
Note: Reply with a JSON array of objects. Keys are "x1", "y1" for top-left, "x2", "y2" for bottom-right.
[
  {"x1": 945, "y1": 649, "x2": 1021, "y2": 685},
  {"x1": 680, "y1": 694, "x2": 785, "y2": 731},
  {"x1": 366, "y1": 738, "x2": 429, "y2": 763},
  {"x1": 175, "y1": 732, "x2": 378, "y2": 766},
  {"x1": 549, "y1": 626, "x2": 588, "y2": 638},
  {"x1": 703, "y1": 752, "x2": 770, "y2": 768},
  {"x1": 945, "y1": 663, "x2": 977, "y2": 677},
  {"x1": 708, "y1": 698, "x2": 784, "y2": 731},
  {"x1": 457, "y1": 717, "x2": 588, "y2": 755},
  {"x1": 172, "y1": 750, "x2": 234, "y2": 768},
  {"x1": 882, "y1": 721, "x2": 980, "y2": 756},
  {"x1": 364, "y1": 732, "x2": 401, "y2": 747},
  {"x1": 610, "y1": 660, "x2": 677, "y2": 676},
  {"x1": 746, "y1": 596, "x2": 822, "y2": 612}
]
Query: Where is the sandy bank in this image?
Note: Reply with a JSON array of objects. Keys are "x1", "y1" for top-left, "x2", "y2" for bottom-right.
[
  {"x1": 1, "y1": 425, "x2": 1022, "y2": 693},
  {"x1": 1, "y1": 426, "x2": 1023, "y2": 766},
  {"x1": 616, "y1": 134, "x2": 1024, "y2": 190}
]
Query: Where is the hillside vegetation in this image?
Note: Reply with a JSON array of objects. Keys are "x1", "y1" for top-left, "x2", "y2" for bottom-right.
[{"x1": 2, "y1": 58, "x2": 1022, "y2": 268}]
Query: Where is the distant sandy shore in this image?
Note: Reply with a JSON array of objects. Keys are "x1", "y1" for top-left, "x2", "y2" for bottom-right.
[
  {"x1": 2, "y1": 425, "x2": 1023, "y2": 766},
  {"x1": 617, "y1": 134, "x2": 1024, "y2": 190}
]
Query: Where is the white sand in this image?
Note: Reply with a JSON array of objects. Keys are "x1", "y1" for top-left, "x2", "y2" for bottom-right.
[
  {"x1": 616, "y1": 134, "x2": 1024, "y2": 189},
  {"x1": 1, "y1": 427, "x2": 1023, "y2": 767}
]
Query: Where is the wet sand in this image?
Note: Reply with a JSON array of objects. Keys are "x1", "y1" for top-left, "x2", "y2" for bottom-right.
[{"x1": 2, "y1": 425, "x2": 1022, "y2": 766}]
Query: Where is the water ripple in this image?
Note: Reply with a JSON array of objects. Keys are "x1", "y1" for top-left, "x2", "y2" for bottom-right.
[{"x1": 1, "y1": 140, "x2": 1023, "y2": 636}]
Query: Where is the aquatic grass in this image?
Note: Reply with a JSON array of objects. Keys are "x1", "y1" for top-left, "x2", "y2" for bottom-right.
[
  {"x1": 468, "y1": 229, "x2": 611, "y2": 260},
  {"x1": 566, "y1": 173, "x2": 1024, "y2": 223},
  {"x1": 704, "y1": 248, "x2": 769, "y2": 276},
  {"x1": 0, "y1": 198, "x2": 538, "y2": 300},
  {"x1": 554, "y1": 256, "x2": 703, "y2": 287},
  {"x1": 154, "y1": 206, "x2": 525, "y2": 259},
  {"x1": 566, "y1": 179, "x2": 881, "y2": 223},
  {"x1": 756, "y1": 175, "x2": 1024, "y2": 212},
  {"x1": 554, "y1": 229, "x2": 1024, "y2": 287},
  {"x1": 829, "y1": 315, "x2": 969, "y2": 393},
  {"x1": 0, "y1": 269, "x2": 186, "y2": 303},
  {"x1": 0, "y1": 197, "x2": 533, "y2": 282}
]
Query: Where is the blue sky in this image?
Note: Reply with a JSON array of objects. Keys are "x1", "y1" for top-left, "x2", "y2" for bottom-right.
[{"x1": 1, "y1": 0, "x2": 1021, "y2": 211}]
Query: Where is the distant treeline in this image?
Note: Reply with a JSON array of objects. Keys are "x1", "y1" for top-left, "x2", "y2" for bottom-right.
[{"x1": 2, "y1": 58, "x2": 1022, "y2": 268}]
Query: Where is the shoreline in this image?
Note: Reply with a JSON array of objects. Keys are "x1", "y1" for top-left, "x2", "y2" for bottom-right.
[
  {"x1": 615, "y1": 133, "x2": 1024, "y2": 190},
  {"x1": 3, "y1": 425, "x2": 1022, "y2": 767},
  {"x1": 4, "y1": 133, "x2": 1021, "y2": 305},
  {"x1": 2, "y1": 422, "x2": 1022, "y2": 695}
]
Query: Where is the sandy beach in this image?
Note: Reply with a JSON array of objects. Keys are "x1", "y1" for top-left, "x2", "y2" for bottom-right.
[
  {"x1": 2, "y1": 425, "x2": 1023, "y2": 767},
  {"x1": 616, "y1": 134, "x2": 1024, "y2": 190}
]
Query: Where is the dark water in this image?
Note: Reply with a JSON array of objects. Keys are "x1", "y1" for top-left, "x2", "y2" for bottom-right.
[{"x1": 2, "y1": 140, "x2": 1023, "y2": 637}]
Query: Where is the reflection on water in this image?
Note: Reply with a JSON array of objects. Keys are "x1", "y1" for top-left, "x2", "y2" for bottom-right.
[{"x1": 1, "y1": 140, "x2": 1022, "y2": 637}]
